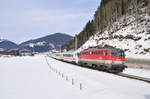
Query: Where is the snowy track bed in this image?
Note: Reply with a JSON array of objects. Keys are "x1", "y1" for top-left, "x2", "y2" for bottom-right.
[{"x1": 0, "y1": 55, "x2": 150, "y2": 99}]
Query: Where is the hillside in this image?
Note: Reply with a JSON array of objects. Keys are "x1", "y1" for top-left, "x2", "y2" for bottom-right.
[
  {"x1": 19, "y1": 33, "x2": 73, "y2": 52},
  {"x1": 66, "y1": 0, "x2": 150, "y2": 59},
  {"x1": 0, "y1": 39, "x2": 18, "y2": 51}
]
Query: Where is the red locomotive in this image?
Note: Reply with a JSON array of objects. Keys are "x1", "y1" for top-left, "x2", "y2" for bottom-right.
[{"x1": 78, "y1": 45, "x2": 126, "y2": 72}]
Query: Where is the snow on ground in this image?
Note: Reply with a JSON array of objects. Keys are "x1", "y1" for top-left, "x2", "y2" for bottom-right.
[
  {"x1": 0, "y1": 55, "x2": 84, "y2": 99},
  {"x1": 0, "y1": 55, "x2": 150, "y2": 99},
  {"x1": 46, "y1": 56, "x2": 150, "y2": 99},
  {"x1": 123, "y1": 68, "x2": 150, "y2": 79}
]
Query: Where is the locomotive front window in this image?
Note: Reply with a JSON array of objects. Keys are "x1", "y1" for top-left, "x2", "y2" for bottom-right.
[
  {"x1": 111, "y1": 50, "x2": 125, "y2": 57},
  {"x1": 120, "y1": 51, "x2": 125, "y2": 57},
  {"x1": 91, "y1": 51, "x2": 103, "y2": 55}
]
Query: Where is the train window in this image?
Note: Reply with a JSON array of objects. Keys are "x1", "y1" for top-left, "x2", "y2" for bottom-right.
[
  {"x1": 82, "y1": 51, "x2": 104, "y2": 55},
  {"x1": 63, "y1": 54, "x2": 73, "y2": 57},
  {"x1": 81, "y1": 52, "x2": 89, "y2": 55},
  {"x1": 98, "y1": 51, "x2": 103, "y2": 54},
  {"x1": 92, "y1": 51, "x2": 96, "y2": 54},
  {"x1": 111, "y1": 52, "x2": 117, "y2": 56},
  {"x1": 92, "y1": 52, "x2": 95, "y2": 54},
  {"x1": 86, "y1": 52, "x2": 90, "y2": 54},
  {"x1": 97, "y1": 51, "x2": 100, "y2": 54},
  {"x1": 97, "y1": 52, "x2": 98, "y2": 54},
  {"x1": 95, "y1": 51, "x2": 97, "y2": 54},
  {"x1": 95, "y1": 52, "x2": 97, "y2": 54},
  {"x1": 111, "y1": 50, "x2": 125, "y2": 57},
  {"x1": 91, "y1": 51, "x2": 103, "y2": 55},
  {"x1": 105, "y1": 52, "x2": 108, "y2": 56}
]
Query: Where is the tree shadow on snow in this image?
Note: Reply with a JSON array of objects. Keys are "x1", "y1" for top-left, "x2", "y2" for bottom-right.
[{"x1": 144, "y1": 94, "x2": 150, "y2": 99}]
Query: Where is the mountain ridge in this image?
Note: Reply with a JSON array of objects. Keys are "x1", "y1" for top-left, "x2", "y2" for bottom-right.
[
  {"x1": 0, "y1": 39, "x2": 18, "y2": 51},
  {"x1": 0, "y1": 33, "x2": 73, "y2": 53}
]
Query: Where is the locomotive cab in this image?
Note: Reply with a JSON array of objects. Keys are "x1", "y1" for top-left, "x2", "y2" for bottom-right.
[{"x1": 109, "y1": 49, "x2": 126, "y2": 72}]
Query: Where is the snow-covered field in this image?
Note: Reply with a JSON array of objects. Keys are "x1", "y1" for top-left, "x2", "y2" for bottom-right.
[{"x1": 0, "y1": 55, "x2": 150, "y2": 99}]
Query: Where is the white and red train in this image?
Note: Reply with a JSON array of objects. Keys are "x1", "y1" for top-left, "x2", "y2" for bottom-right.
[{"x1": 51, "y1": 45, "x2": 126, "y2": 73}]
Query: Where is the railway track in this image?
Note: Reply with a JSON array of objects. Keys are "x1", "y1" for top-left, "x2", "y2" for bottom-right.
[
  {"x1": 116, "y1": 73, "x2": 150, "y2": 83},
  {"x1": 47, "y1": 56, "x2": 150, "y2": 83}
]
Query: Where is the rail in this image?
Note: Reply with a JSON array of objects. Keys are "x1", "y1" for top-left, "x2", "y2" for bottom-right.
[
  {"x1": 47, "y1": 55, "x2": 150, "y2": 83},
  {"x1": 117, "y1": 73, "x2": 150, "y2": 83}
]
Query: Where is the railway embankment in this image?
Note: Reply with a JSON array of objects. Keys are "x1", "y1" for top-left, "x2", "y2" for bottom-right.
[{"x1": 126, "y1": 58, "x2": 150, "y2": 70}]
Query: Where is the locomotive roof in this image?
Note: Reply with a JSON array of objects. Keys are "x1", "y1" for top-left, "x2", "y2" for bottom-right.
[{"x1": 82, "y1": 45, "x2": 123, "y2": 52}]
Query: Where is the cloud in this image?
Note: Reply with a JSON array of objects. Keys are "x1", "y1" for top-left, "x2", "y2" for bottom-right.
[
  {"x1": 0, "y1": 8, "x2": 92, "y2": 32},
  {"x1": 0, "y1": 8, "x2": 93, "y2": 42},
  {"x1": 0, "y1": 0, "x2": 100, "y2": 43}
]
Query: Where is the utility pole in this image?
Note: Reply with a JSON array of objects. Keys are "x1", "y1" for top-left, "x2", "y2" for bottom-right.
[{"x1": 75, "y1": 35, "x2": 78, "y2": 50}]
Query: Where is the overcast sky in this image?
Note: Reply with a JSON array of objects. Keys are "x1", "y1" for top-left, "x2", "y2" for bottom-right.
[{"x1": 0, "y1": 0, "x2": 100, "y2": 43}]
